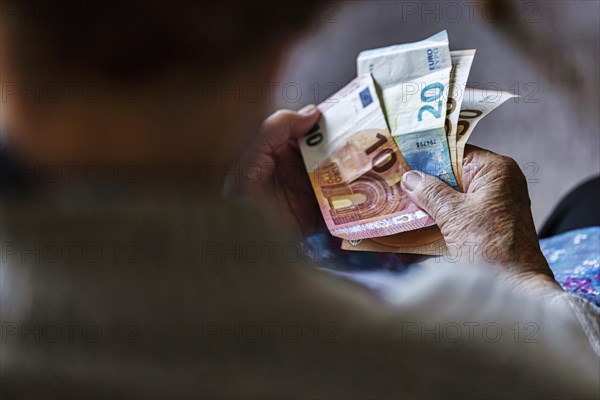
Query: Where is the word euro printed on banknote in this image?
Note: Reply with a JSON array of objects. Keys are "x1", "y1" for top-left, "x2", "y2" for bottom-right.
[{"x1": 298, "y1": 74, "x2": 435, "y2": 241}]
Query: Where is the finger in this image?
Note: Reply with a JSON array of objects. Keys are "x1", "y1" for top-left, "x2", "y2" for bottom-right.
[
  {"x1": 401, "y1": 170, "x2": 463, "y2": 226},
  {"x1": 461, "y1": 145, "x2": 512, "y2": 192},
  {"x1": 259, "y1": 106, "x2": 320, "y2": 152},
  {"x1": 462, "y1": 144, "x2": 499, "y2": 166}
]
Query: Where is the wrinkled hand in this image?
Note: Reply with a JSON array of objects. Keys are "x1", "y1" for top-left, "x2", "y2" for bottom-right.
[
  {"x1": 401, "y1": 145, "x2": 561, "y2": 295},
  {"x1": 223, "y1": 105, "x2": 323, "y2": 238}
]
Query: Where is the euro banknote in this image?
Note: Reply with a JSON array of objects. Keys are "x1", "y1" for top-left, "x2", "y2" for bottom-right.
[
  {"x1": 342, "y1": 87, "x2": 516, "y2": 254},
  {"x1": 357, "y1": 31, "x2": 459, "y2": 190},
  {"x1": 341, "y1": 226, "x2": 447, "y2": 255},
  {"x1": 298, "y1": 74, "x2": 435, "y2": 241},
  {"x1": 456, "y1": 88, "x2": 516, "y2": 184},
  {"x1": 447, "y1": 50, "x2": 476, "y2": 179},
  {"x1": 300, "y1": 31, "x2": 516, "y2": 253}
]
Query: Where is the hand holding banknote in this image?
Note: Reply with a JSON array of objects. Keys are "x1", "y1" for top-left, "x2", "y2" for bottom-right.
[
  {"x1": 229, "y1": 31, "x2": 528, "y2": 257},
  {"x1": 401, "y1": 145, "x2": 561, "y2": 294},
  {"x1": 223, "y1": 106, "x2": 324, "y2": 238}
]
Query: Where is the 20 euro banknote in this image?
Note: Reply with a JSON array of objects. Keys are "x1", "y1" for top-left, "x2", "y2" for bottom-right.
[{"x1": 357, "y1": 31, "x2": 459, "y2": 190}]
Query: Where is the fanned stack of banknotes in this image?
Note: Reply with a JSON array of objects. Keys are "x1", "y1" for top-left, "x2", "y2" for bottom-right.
[{"x1": 299, "y1": 31, "x2": 516, "y2": 255}]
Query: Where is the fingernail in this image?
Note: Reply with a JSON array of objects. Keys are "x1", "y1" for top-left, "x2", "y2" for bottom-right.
[
  {"x1": 299, "y1": 104, "x2": 317, "y2": 116},
  {"x1": 402, "y1": 171, "x2": 422, "y2": 192}
]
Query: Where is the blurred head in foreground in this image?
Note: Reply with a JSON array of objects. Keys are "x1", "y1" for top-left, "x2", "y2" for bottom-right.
[{"x1": 0, "y1": 0, "x2": 320, "y2": 171}]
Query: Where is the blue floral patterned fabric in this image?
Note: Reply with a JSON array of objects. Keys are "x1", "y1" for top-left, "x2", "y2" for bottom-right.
[
  {"x1": 305, "y1": 226, "x2": 600, "y2": 307},
  {"x1": 540, "y1": 227, "x2": 600, "y2": 306}
]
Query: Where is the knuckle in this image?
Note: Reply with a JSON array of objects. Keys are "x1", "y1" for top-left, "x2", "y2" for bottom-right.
[
  {"x1": 499, "y1": 155, "x2": 520, "y2": 173},
  {"x1": 419, "y1": 181, "x2": 438, "y2": 203},
  {"x1": 420, "y1": 182, "x2": 451, "y2": 217},
  {"x1": 502, "y1": 156, "x2": 527, "y2": 185},
  {"x1": 488, "y1": 155, "x2": 523, "y2": 182},
  {"x1": 271, "y1": 109, "x2": 295, "y2": 122},
  {"x1": 262, "y1": 109, "x2": 294, "y2": 130}
]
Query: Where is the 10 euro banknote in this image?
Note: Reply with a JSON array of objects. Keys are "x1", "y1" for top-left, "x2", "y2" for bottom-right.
[{"x1": 298, "y1": 74, "x2": 435, "y2": 241}]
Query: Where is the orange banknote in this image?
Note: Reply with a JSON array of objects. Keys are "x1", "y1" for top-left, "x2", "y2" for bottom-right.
[{"x1": 299, "y1": 75, "x2": 435, "y2": 241}]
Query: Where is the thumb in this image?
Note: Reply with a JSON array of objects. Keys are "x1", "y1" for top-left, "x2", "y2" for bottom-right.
[
  {"x1": 259, "y1": 105, "x2": 321, "y2": 151},
  {"x1": 401, "y1": 170, "x2": 462, "y2": 226}
]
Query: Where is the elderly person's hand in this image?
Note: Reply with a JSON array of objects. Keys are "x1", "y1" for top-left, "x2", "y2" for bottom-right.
[
  {"x1": 401, "y1": 145, "x2": 562, "y2": 295},
  {"x1": 223, "y1": 105, "x2": 323, "y2": 238}
]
